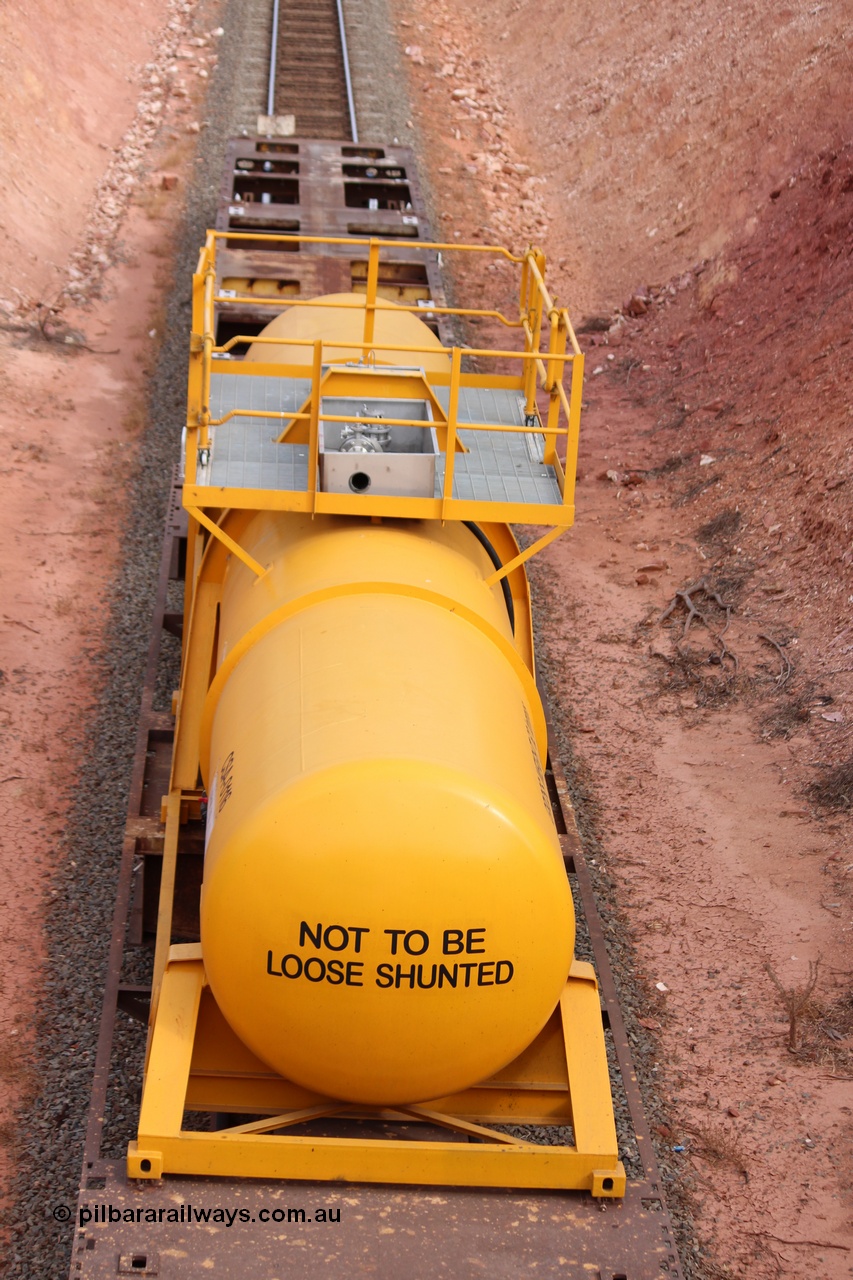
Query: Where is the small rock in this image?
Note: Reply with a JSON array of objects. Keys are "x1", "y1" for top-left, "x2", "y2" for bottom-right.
[{"x1": 625, "y1": 293, "x2": 649, "y2": 317}]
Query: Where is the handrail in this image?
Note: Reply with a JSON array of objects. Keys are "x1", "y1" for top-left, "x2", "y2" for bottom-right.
[
  {"x1": 214, "y1": 228, "x2": 525, "y2": 261},
  {"x1": 214, "y1": 293, "x2": 523, "y2": 328},
  {"x1": 212, "y1": 336, "x2": 577, "y2": 362},
  {"x1": 187, "y1": 230, "x2": 585, "y2": 518},
  {"x1": 204, "y1": 406, "x2": 571, "y2": 438}
]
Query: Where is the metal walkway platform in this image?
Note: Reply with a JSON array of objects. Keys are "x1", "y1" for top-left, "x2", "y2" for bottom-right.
[{"x1": 202, "y1": 373, "x2": 562, "y2": 504}]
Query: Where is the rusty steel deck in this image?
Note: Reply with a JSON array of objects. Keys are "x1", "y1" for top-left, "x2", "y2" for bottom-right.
[{"x1": 213, "y1": 138, "x2": 453, "y2": 353}]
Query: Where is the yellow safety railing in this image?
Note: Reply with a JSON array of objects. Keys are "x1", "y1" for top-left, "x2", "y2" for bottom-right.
[{"x1": 186, "y1": 230, "x2": 584, "y2": 523}]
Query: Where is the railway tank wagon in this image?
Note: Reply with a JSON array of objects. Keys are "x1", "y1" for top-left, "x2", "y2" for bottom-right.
[
  {"x1": 68, "y1": 137, "x2": 686, "y2": 1280},
  {"x1": 128, "y1": 197, "x2": 627, "y2": 1195}
]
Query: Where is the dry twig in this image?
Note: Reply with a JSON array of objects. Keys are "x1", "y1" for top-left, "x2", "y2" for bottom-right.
[
  {"x1": 34, "y1": 303, "x2": 119, "y2": 355},
  {"x1": 764, "y1": 956, "x2": 821, "y2": 1051},
  {"x1": 758, "y1": 632, "x2": 792, "y2": 686},
  {"x1": 658, "y1": 578, "x2": 738, "y2": 670},
  {"x1": 754, "y1": 1231, "x2": 850, "y2": 1252},
  {"x1": 1, "y1": 616, "x2": 40, "y2": 635}
]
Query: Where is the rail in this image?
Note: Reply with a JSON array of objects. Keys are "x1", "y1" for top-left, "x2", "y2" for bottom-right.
[
  {"x1": 266, "y1": 0, "x2": 353, "y2": 138},
  {"x1": 334, "y1": 0, "x2": 359, "y2": 142},
  {"x1": 186, "y1": 230, "x2": 584, "y2": 541},
  {"x1": 266, "y1": 0, "x2": 280, "y2": 117}
]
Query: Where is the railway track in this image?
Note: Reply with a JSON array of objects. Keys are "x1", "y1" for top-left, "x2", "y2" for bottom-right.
[
  {"x1": 267, "y1": 0, "x2": 357, "y2": 138},
  {"x1": 17, "y1": 3, "x2": 689, "y2": 1278}
]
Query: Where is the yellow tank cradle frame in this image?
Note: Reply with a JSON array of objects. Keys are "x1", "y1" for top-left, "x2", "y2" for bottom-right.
[
  {"x1": 130, "y1": 231, "x2": 626, "y2": 1198},
  {"x1": 131, "y1": 946, "x2": 624, "y2": 1195}
]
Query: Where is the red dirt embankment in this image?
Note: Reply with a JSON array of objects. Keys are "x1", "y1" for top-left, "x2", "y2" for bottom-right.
[
  {"x1": 0, "y1": 0, "x2": 216, "y2": 1210},
  {"x1": 400, "y1": 0, "x2": 853, "y2": 1274}
]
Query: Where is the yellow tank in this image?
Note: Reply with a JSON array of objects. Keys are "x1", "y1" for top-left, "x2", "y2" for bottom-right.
[
  {"x1": 198, "y1": 294, "x2": 575, "y2": 1106},
  {"x1": 244, "y1": 291, "x2": 451, "y2": 374},
  {"x1": 199, "y1": 514, "x2": 575, "y2": 1105}
]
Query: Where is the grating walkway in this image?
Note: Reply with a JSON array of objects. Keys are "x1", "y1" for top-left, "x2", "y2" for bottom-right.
[
  {"x1": 205, "y1": 375, "x2": 311, "y2": 490},
  {"x1": 201, "y1": 372, "x2": 562, "y2": 504}
]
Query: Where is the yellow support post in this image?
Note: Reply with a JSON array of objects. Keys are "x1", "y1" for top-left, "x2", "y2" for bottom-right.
[
  {"x1": 307, "y1": 338, "x2": 322, "y2": 499},
  {"x1": 171, "y1": 576, "x2": 221, "y2": 792},
  {"x1": 483, "y1": 525, "x2": 566, "y2": 587},
  {"x1": 198, "y1": 263, "x2": 216, "y2": 449},
  {"x1": 560, "y1": 962, "x2": 626, "y2": 1196},
  {"x1": 543, "y1": 310, "x2": 569, "y2": 466},
  {"x1": 523, "y1": 251, "x2": 547, "y2": 418},
  {"x1": 564, "y1": 347, "x2": 585, "y2": 505},
  {"x1": 441, "y1": 346, "x2": 462, "y2": 519},
  {"x1": 362, "y1": 238, "x2": 380, "y2": 357},
  {"x1": 185, "y1": 506, "x2": 266, "y2": 579},
  {"x1": 149, "y1": 792, "x2": 184, "y2": 1024},
  {"x1": 134, "y1": 946, "x2": 205, "y2": 1178}
]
